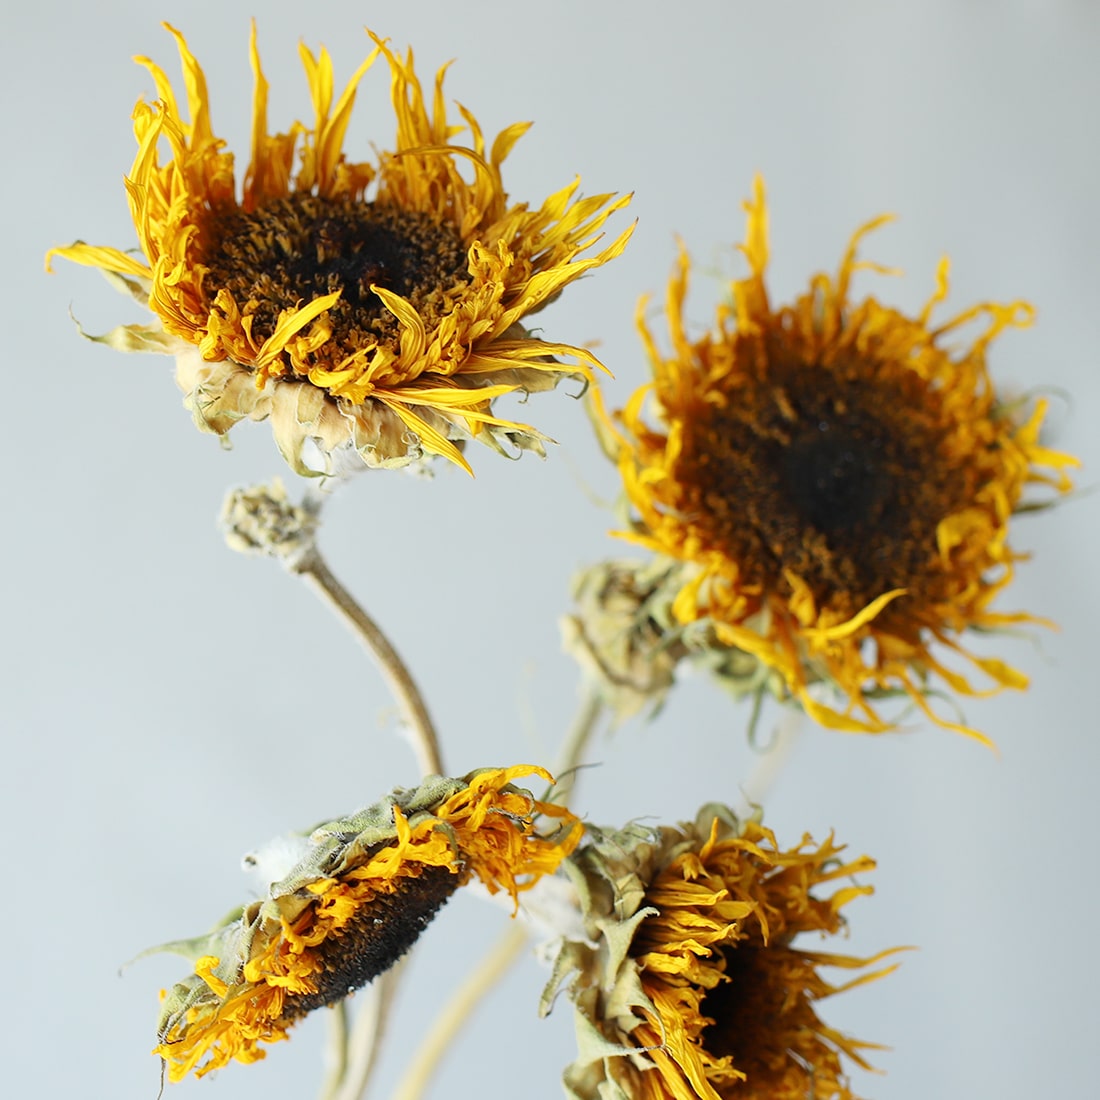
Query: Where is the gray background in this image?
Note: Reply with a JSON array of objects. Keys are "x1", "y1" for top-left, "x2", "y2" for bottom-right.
[{"x1": 6, "y1": 1, "x2": 1099, "y2": 1097}]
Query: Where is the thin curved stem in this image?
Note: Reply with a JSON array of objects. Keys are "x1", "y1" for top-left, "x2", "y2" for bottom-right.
[
  {"x1": 293, "y1": 548, "x2": 444, "y2": 776},
  {"x1": 550, "y1": 680, "x2": 606, "y2": 805},
  {"x1": 738, "y1": 704, "x2": 803, "y2": 815},
  {"x1": 391, "y1": 924, "x2": 529, "y2": 1100},
  {"x1": 292, "y1": 545, "x2": 441, "y2": 1097},
  {"x1": 386, "y1": 686, "x2": 603, "y2": 1100}
]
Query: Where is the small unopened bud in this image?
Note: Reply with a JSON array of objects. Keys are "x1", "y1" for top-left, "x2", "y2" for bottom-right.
[
  {"x1": 563, "y1": 557, "x2": 794, "y2": 726},
  {"x1": 220, "y1": 479, "x2": 319, "y2": 568},
  {"x1": 562, "y1": 559, "x2": 687, "y2": 720}
]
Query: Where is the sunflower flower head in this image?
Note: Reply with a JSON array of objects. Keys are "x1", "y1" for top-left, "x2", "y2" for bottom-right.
[
  {"x1": 543, "y1": 807, "x2": 900, "y2": 1100},
  {"x1": 596, "y1": 175, "x2": 1078, "y2": 741},
  {"x1": 47, "y1": 24, "x2": 632, "y2": 476},
  {"x1": 153, "y1": 766, "x2": 580, "y2": 1081}
]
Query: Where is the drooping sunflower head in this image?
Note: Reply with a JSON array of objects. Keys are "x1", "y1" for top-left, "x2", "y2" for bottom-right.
[
  {"x1": 47, "y1": 23, "x2": 632, "y2": 475},
  {"x1": 597, "y1": 176, "x2": 1077, "y2": 739},
  {"x1": 544, "y1": 807, "x2": 899, "y2": 1100},
  {"x1": 154, "y1": 766, "x2": 580, "y2": 1081}
]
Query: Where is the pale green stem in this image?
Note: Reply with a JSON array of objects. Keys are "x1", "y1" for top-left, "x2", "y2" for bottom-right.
[
  {"x1": 291, "y1": 544, "x2": 442, "y2": 1099},
  {"x1": 550, "y1": 679, "x2": 606, "y2": 804},
  {"x1": 391, "y1": 924, "x2": 529, "y2": 1100},
  {"x1": 738, "y1": 704, "x2": 803, "y2": 814},
  {"x1": 385, "y1": 686, "x2": 604, "y2": 1100},
  {"x1": 331, "y1": 965, "x2": 403, "y2": 1100},
  {"x1": 292, "y1": 548, "x2": 444, "y2": 776},
  {"x1": 316, "y1": 1001, "x2": 349, "y2": 1100}
]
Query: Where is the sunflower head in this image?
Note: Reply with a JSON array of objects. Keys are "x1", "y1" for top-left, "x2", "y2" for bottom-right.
[
  {"x1": 47, "y1": 23, "x2": 632, "y2": 475},
  {"x1": 154, "y1": 766, "x2": 579, "y2": 1081},
  {"x1": 543, "y1": 807, "x2": 899, "y2": 1100},
  {"x1": 597, "y1": 175, "x2": 1077, "y2": 740}
]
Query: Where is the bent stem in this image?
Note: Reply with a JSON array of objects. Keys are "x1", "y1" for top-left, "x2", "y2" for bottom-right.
[
  {"x1": 292, "y1": 547, "x2": 444, "y2": 777},
  {"x1": 738, "y1": 704, "x2": 803, "y2": 816},
  {"x1": 392, "y1": 923, "x2": 530, "y2": 1100},
  {"x1": 291, "y1": 544, "x2": 441, "y2": 1098},
  {"x1": 389, "y1": 686, "x2": 605, "y2": 1100}
]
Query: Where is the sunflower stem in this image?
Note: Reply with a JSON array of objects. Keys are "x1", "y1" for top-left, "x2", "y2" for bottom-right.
[
  {"x1": 293, "y1": 548, "x2": 444, "y2": 776},
  {"x1": 385, "y1": 689, "x2": 599, "y2": 1100},
  {"x1": 316, "y1": 1001, "x2": 349, "y2": 1100},
  {"x1": 550, "y1": 680, "x2": 606, "y2": 804},
  {"x1": 738, "y1": 704, "x2": 803, "y2": 814},
  {"x1": 391, "y1": 923, "x2": 529, "y2": 1100},
  {"x1": 292, "y1": 547, "x2": 439, "y2": 1099},
  {"x1": 330, "y1": 965, "x2": 403, "y2": 1100}
]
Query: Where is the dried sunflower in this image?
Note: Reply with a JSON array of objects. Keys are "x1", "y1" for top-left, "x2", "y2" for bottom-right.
[
  {"x1": 596, "y1": 176, "x2": 1076, "y2": 740},
  {"x1": 561, "y1": 558, "x2": 689, "y2": 720},
  {"x1": 544, "y1": 806, "x2": 899, "y2": 1100},
  {"x1": 47, "y1": 24, "x2": 632, "y2": 475},
  {"x1": 154, "y1": 767, "x2": 579, "y2": 1080}
]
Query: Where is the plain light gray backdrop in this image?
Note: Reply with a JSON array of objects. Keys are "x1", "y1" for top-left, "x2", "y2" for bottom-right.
[{"x1": 6, "y1": 1, "x2": 1099, "y2": 1097}]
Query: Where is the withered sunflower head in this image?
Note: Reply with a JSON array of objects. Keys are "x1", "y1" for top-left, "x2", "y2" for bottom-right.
[
  {"x1": 543, "y1": 807, "x2": 901, "y2": 1100},
  {"x1": 47, "y1": 23, "x2": 633, "y2": 475},
  {"x1": 153, "y1": 766, "x2": 580, "y2": 1081},
  {"x1": 596, "y1": 175, "x2": 1077, "y2": 741},
  {"x1": 561, "y1": 557, "x2": 690, "y2": 721}
]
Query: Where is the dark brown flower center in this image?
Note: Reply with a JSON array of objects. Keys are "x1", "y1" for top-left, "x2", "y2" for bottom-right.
[
  {"x1": 278, "y1": 864, "x2": 457, "y2": 1020},
  {"x1": 700, "y1": 945, "x2": 787, "y2": 1073},
  {"x1": 201, "y1": 194, "x2": 471, "y2": 371},
  {"x1": 673, "y1": 345, "x2": 965, "y2": 617},
  {"x1": 700, "y1": 941, "x2": 850, "y2": 1097},
  {"x1": 779, "y1": 425, "x2": 891, "y2": 536}
]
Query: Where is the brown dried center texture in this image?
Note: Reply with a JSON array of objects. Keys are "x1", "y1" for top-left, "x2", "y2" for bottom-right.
[
  {"x1": 202, "y1": 195, "x2": 471, "y2": 372},
  {"x1": 278, "y1": 863, "x2": 457, "y2": 1020},
  {"x1": 672, "y1": 344, "x2": 966, "y2": 617},
  {"x1": 700, "y1": 944, "x2": 800, "y2": 1086}
]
